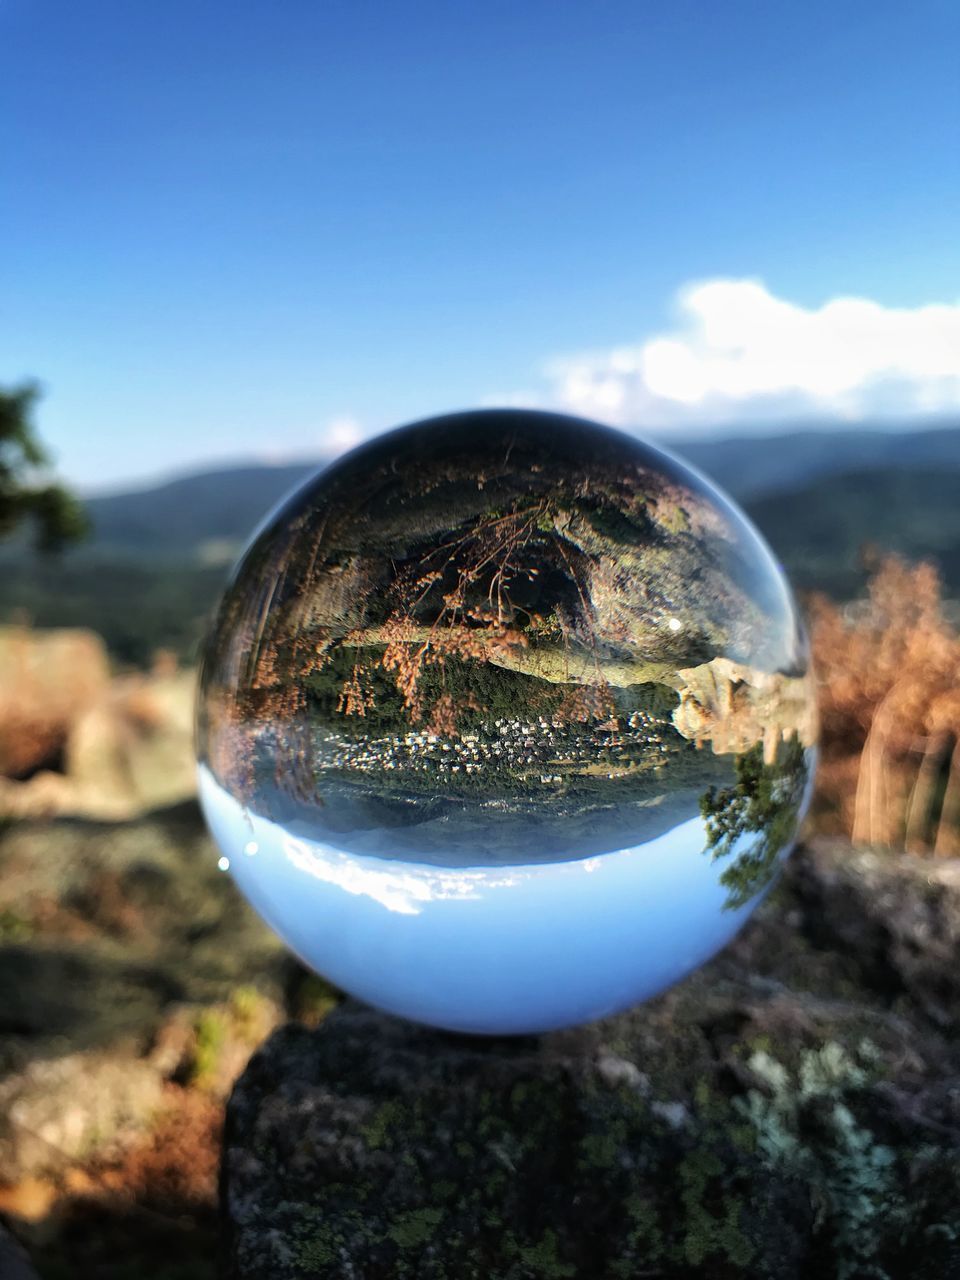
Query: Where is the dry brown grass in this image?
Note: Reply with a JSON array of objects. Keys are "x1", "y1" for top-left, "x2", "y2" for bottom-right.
[{"x1": 809, "y1": 554, "x2": 960, "y2": 854}]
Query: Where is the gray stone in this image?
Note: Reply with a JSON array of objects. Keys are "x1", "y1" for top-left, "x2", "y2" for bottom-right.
[
  {"x1": 0, "y1": 1051, "x2": 163, "y2": 1176},
  {"x1": 789, "y1": 838, "x2": 960, "y2": 1028},
  {"x1": 0, "y1": 1224, "x2": 39, "y2": 1280},
  {"x1": 222, "y1": 840, "x2": 960, "y2": 1279}
]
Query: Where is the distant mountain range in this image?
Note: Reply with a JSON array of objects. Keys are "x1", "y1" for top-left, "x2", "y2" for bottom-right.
[
  {"x1": 746, "y1": 467, "x2": 960, "y2": 598},
  {"x1": 76, "y1": 422, "x2": 960, "y2": 564},
  {"x1": 82, "y1": 461, "x2": 320, "y2": 561},
  {"x1": 674, "y1": 422, "x2": 960, "y2": 499},
  {"x1": 4, "y1": 423, "x2": 959, "y2": 663}
]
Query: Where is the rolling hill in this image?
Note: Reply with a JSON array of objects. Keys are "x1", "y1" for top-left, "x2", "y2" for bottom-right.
[
  {"x1": 82, "y1": 461, "x2": 320, "y2": 561},
  {"x1": 744, "y1": 467, "x2": 960, "y2": 599},
  {"x1": 61, "y1": 421, "x2": 960, "y2": 564},
  {"x1": 676, "y1": 422, "x2": 960, "y2": 499},
  {"x1": 3, "y1": 424, "x2": 959, "y2": 663}
]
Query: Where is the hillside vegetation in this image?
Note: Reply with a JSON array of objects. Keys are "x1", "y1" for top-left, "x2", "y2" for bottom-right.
[
  {"x1": 2, "y1": 428, "x2": 960, "y2": 665},
  {"x1": 745, "y1": 468, "x2": 960, "y2": 598}
]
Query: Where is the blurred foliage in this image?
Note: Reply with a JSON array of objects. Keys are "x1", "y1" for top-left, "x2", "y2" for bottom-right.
[
  {"x1": 745, "y1": 468, "x2": 960, "y2": 598},
  {"x1": 0, "y1": 558, "x2": 225, "y2": 667},
  {"x1": 810, "y1": 553, "x2": 960, "y2": 854},
  {"x1": 0, "y1": 382, "x2": 89, "y2": 552}
]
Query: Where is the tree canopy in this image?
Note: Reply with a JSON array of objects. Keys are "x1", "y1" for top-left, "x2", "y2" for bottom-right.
[
  {"x1": 0, "y1": 382, "x2": 88, "y2": 551},
  {"x1": 700, "y1": 737, "x2": 809, "y2": 909}
]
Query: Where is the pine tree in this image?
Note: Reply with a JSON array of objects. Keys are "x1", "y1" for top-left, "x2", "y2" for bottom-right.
[{"x1": 0, "y1": 382, "x2": 88, "y2": 551}]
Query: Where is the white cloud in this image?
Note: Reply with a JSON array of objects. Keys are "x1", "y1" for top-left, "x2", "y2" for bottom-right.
[
  {"x1": 277, "y1": 281, "x2": 960, "y2": 464},
  {"x1": 282, "y1": 834, "x2": 524, "y2": 915},
  {"x1": 529, "y1": 279, "x2": 960, "y2": 429}
]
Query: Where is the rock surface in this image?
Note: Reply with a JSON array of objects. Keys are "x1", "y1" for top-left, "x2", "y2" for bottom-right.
[
  {"x1": 0, "y1": 625, "x2": 111, "y2": 779},
  {"x1": 0, "y1": 799, "x2": 291, "y2": 1180},
  {"x1": 223, "y1": 839, "x2": 960, "y2": 1280},
  {"x1": 0, "y1": 1223, "x2": 39, "y2": 1280},
  {"x1": 0, "y1": 625, "x2": 197, "y2": 820}
]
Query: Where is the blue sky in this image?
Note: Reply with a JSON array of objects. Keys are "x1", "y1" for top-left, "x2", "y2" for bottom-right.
[{"x1": 3, "y1": 1, "x2": 959, "y2": 490}]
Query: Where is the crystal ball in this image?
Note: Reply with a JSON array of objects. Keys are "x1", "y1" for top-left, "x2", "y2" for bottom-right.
[{"x1": 196, "y1": 409, "x2": 816, "y2": 1034}]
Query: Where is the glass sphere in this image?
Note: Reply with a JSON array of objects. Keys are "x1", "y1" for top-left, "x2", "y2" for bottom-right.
[{"x1": 196, "y1": 409, "x2": 816, "y2": 1034}]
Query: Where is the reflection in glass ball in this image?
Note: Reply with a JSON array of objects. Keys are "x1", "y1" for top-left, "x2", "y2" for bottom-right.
[{"x1": 196, "y1": 410, "x2": 816, "y2": 1034}]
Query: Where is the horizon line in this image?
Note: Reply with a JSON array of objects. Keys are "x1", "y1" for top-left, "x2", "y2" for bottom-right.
[{"x1": 77, "y1": 412, "x2": 960, "y2": 500}]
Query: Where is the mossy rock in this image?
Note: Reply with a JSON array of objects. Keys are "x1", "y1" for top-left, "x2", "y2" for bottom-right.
[
  {"x1": 0, "y1": 800, "x2": 293, "y2": 1178},
  {"x1": 222, "y1": 841, "x2": 960, "y2": 1279}
]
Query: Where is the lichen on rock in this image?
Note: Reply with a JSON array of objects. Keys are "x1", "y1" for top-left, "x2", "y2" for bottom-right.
[{"x1": 222, "y1": 840, "x2": 960, "y2": 1279}]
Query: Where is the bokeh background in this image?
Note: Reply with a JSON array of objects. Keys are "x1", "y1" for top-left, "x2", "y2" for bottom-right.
[{"x1": 1, "y1": 3, "x2": 959, "y2": 1277}]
